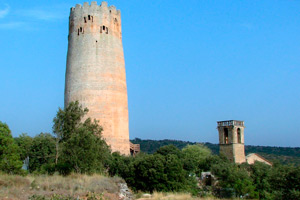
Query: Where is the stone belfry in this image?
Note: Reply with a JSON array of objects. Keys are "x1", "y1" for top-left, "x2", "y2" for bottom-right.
[
  {"x1": 217, "y1": 120, "x2": 246, "y2": 163},
  {"x1": 65, "y1": 1, "x2": 130, "y2": 155}
]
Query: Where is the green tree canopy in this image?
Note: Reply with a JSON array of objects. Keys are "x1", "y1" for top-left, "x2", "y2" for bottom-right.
[
  {"x1": 53, "y1": 101, "x2": 111, "y2": 174},
  {"x1": 0, "y1": 121, "x2": 23, "y2": 174},
  {"x1": 15, "y1": 133, "x2": 33, "y2": 161},
  {"x1": 182, "y1": 144, "x2": 212, "y2": 174},
  {"x1": 53, "y1": 101, "x2": 89, "y2": 142},
  {"x1": 155, "y1": 144, "x2": 183, "y2": 158},
  {"x1": 28, "y1": 133, "x2": 56, "y2": 173},
  {"x1": 211, "y1": 161, "x2": 257, "y2": 198}
]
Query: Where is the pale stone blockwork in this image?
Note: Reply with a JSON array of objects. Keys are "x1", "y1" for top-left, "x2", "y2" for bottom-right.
[
  {"x1": 65, "y1": 1, "x2": 130, "y2": 155},
  {"x1": 217, "y1": 120, "x2": 246, "y2": 164}
]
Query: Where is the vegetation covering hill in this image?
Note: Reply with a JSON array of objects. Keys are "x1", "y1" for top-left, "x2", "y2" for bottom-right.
[{"x1": 130, "y1": 138, "x2": 300, "y2": 165}]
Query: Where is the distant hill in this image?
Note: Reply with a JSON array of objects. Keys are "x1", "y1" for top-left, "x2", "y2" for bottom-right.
[{"x1": 130, "y1": 138, "x2": 300, "y2": 165}]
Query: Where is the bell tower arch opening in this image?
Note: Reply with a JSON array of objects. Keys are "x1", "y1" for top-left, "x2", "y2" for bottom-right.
[
  {"x1": 224, "y1": 128, "x2": 229, "y2": 144},
  {"x1": 237, "y1": 128, "x2": 241, "y2": 143}
]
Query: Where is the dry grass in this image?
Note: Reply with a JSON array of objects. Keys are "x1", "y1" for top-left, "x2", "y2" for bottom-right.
[
  {"x1": 150, "y1": 192, "x2": 194, "y2": 200},
  {"x1": 0, "y1": 173, "x2": 122, "y2": 200},
  {"x1": 137, "y1": 192, "x2": 234, "y2": 200}
]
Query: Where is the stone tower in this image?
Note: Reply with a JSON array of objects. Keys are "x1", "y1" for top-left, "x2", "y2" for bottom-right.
[
  {"x1": 217, "y1": 120, "x2": 246, "y2": 163},
  {"x1": 65, "y1": 1, "x2": 130, "y2": 155}
]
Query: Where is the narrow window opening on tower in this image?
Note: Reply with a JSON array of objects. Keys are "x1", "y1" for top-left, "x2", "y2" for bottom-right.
[
  {"x1": 106, "y1": 27, "x2": 108, "y2": 34},
  {"x1": 88, "y1": 15, "x2": 91, "y2": 20},
  {"x1": 110, "y1": 10, "x2": 111, "y2": 13},
  {"x1": 80, "y1": 27, "x2": 82, "y2": 32},
  {"x1": 237, "y1": 128, "x2": 241, "y2": 143},
  {"x1": 84, "y1": 17, "x2": 87, "y2": 23},
  {"x1": 103, "y1": 26, "x2": 105, "y2": 30},
  {"x1": 78, "y1": 29, "x2": 79, "y2": 35},
  {"x1": 224, "y1": 128, "x2": 229, "y2": 144}
]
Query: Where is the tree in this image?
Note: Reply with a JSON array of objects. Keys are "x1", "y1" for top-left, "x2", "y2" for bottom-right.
[
  {"x1": 211, "y1": 161, "x2": 257, "y2": 198},
  {"x1": 14, "y1": 133, "x2": 33, "y2": 161},
  {"x1": 182, "y1": 144, "x2": 212, "y2": 174},
  {"x1": 59, "y1": 118, "x2": 110, "y2": 173},
  {"x1": 0, "y1": 121, "x2": 23, "y2": 174},
  {"x1": 164, "y1": 154, "x2": 189, "y2": 191},
  {"x1": 268, "y1": 164, "x2": 300, "y2": 200},
  {"x1": 53, "y1": 101, "x2": 110, "y2": 174},
  {"x1": 155, "y1": 144, "x2": 183, "y2": 158},
  {"x1": 110, "y1": 146, "x2": 198, "y2": 194},
  {"x1": 248, "y1": 161, "x2": 272, "y2": 199},
  {"x1": 29, "y1": 133, "x2": 56, "y2": 173},
  {"x1": 133, "y1": 153, "x2": 167, "y2": 192},
  {"x1": 108, "y1": 152, "x2": 135, "y2": 186},
  {"x1": 285, "y1": 166, "x2": 300, "y2": 199},
  {"x1": 53, "y1": 101, "x2": 88, "y2": 142}
]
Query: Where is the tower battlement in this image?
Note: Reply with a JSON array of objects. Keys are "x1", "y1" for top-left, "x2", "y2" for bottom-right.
[
  {"x1": 68, "y1": 1, "x2": 122, "y2": 39},
  {"x1": 70, "y1": 1, "x2": 120, "y2": 17}
]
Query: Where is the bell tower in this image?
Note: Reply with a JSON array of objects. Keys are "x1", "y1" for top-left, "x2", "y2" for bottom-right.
[{"x1": 217, "y1": 120, "x2": 246, "y2": 163}]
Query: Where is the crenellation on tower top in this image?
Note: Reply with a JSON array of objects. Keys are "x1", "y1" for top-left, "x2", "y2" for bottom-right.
[
  {"x1": 83, "y1": 2, "x2": 89, "y2": 8},
  {"x1": 75, "y1": 4, "x2": 82, "y2": 9},
  {"x1": 70, "y1": 1, "x2": 121, "y2": 22},
  {"x1": 100, "y1": 1, "x2": 108, "y2": 7},
  {"x1": 108, "y1": 5, "x2": 117, "y2": 14}
]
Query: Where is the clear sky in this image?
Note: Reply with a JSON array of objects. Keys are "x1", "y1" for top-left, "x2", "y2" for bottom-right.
[{"x1": 0, "y1": 0, "x2": 299, "y2": 147}]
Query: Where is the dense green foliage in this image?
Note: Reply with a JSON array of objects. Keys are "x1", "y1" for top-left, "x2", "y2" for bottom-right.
[
  {"x1": 58, "y1": 118, "x2": 110, "y2": 174},
  {"x1": 0, "y1": 121, "x2": 23, "y2": 174},
  {"x1": 53, "y1": 101, "x2": 111, "y2": 174},
  {"x1": 14, "y1": 133, "x2": 33, "y2": 161},
  {"x1": 131, "y1": 138, "x2": 300, "y2": 165},
  {"x1": 108, "y1": 146, "x2": 199, "y2": 194},
  {"x1": 1, "y1": 102, "x2": 299, "y2": 198},
  {"x1": 28, "y1": 133, "x2": 56, "y2": 173},
  {"x1": 182, "y1": 144, "x2": 212, "y2": 174},
  {"x1": 108, "y1": 144, "x2": 300, "y2": 199},
  {"x1": 13, "y1": 101, "x2": 111, "y2": 175}
]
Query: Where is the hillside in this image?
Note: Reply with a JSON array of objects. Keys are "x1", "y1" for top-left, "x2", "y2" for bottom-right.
[{"x1": 130, "y1": 138, "x2": 300, "y2": 165}]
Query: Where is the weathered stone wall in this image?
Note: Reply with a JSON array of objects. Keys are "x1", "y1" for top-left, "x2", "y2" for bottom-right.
[
  {"x1": 65, "y1": 1, "x2": 130, "y2": 155},
  {"x1": 220, "y1": 144, "x2": 246, "y2": 163},
  {"x1": 218, "y1": 122, "x2": 246, "y2": 164},
  {"x1": 232, "y1": 143, "x2": 246, "y2": 163},
  {"x1": 220, "y1": 144, "x2": 234, "y2": 162}
]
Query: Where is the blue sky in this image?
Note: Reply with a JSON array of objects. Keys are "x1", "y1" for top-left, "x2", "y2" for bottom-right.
[{"x1": 0, "y1": 0, "x2": 299, "y2": 147}]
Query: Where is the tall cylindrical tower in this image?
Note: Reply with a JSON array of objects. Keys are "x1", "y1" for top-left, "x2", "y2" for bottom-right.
[{"x1": 65, "y1": 1, "x2": 130, "y2": 155}]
